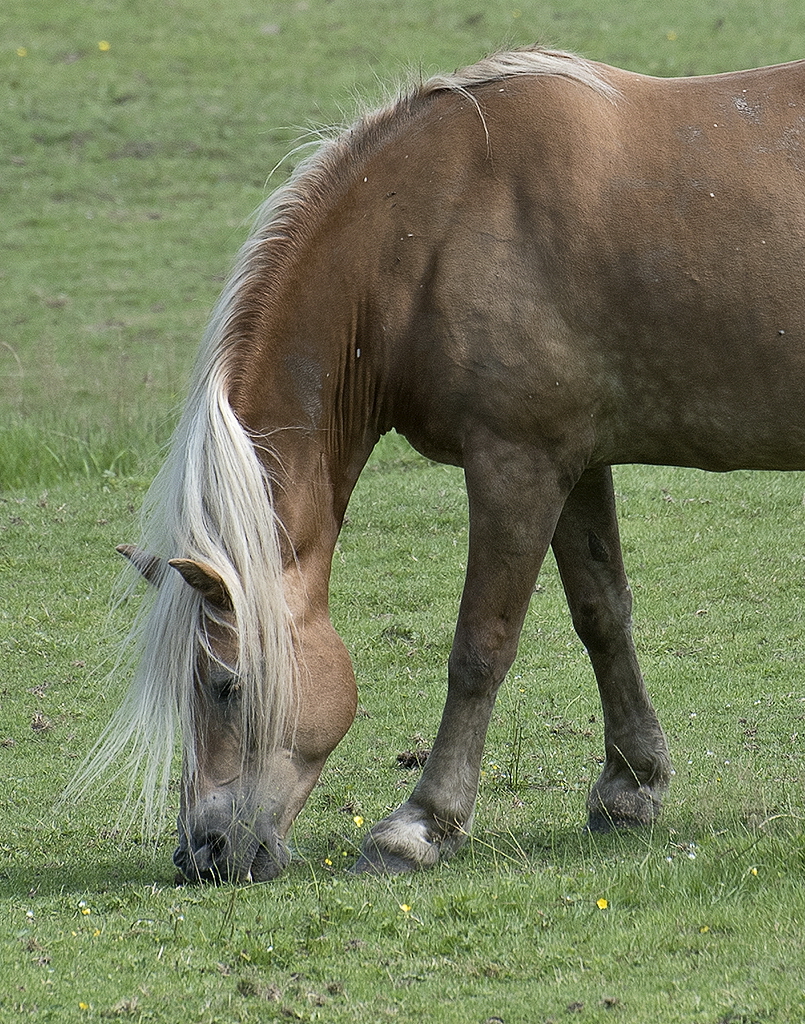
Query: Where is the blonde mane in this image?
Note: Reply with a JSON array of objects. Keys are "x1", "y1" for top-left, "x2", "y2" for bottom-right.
[
  {"x1": 67, "y1": 272, "x2": 299, "y2": 825},
  {"x1": 421, "y1": 45, "x2": 618, "y2": 101},
  {"x1": 68, "y1": 46, "x2": 615, "y2": 824}
]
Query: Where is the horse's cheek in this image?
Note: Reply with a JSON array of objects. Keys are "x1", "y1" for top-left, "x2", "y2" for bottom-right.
[{"x1": 295, "y1": 617, "x2": 358, "y2": 759}]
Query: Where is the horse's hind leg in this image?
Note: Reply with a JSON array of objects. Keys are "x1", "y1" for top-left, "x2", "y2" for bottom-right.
[
  {"x1": 354, "y1": 440, "x2": 566, "y2": 874},
  {"x1": 551, "y1": 466, "x2": 671, "y2": 829}
]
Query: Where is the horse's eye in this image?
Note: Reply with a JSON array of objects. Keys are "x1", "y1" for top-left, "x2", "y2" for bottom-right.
[{"x1": 207, "y1": 667, "x2": 240, "y2": 704}]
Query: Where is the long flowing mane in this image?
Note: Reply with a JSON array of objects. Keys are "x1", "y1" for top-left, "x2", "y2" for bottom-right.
[{"x1": 68, "y1": 47, "x2": 616, "y2": 822}]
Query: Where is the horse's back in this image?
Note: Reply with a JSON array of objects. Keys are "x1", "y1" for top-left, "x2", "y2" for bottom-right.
[{"x1": 375, "y1": 59, "x2": 805, "y2": 472}]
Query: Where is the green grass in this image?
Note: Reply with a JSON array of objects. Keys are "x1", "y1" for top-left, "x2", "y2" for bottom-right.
[
  {"x1": 3, "y1": 0, "x2": 805, "y2": 1020},
  {"x1": 3, "y1": 459, "x2": 805, "y2": 1021}
]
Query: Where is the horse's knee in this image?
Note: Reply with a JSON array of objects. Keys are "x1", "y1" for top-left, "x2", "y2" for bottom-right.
[
  {"x1": 569, "y1": 587, "x2": 633, "y2": 653},
  {"x1": 448, "y1": 635, "x2": 515, "y2": 698}
]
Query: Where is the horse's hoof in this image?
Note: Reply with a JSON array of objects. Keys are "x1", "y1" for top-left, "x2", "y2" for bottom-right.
[
  {"x1": 586, "y1": 809, "x2": 634, "y2": 833},
  {"x1": 586, "y1": 789, "x2": 661, "y2": 832}
]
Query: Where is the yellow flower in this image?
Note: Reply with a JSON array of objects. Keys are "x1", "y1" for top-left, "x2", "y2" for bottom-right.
[
  {"x1": 700, "y1": 925, "x2": 710, "y2": 933},
  {"x1": 324, "y1": 858, "x2": 333, "y2": 866},
  {"x1": 17, "y1": 47, "x2": 28, "y2": 57},
  {"x1": 98, "y1": 40, "x2": 111, "y2": 52},
  {"x1": 596, "y1": 898, "x2": 608, "y2": 910},
  {"x1": 750, "y1": 867, "x2": 758, "y2": 876},
  {"x1": 92, "y1": 929, "x2": 101, "y2": 938},
  {"x1": 399, "y1": 904, "x2": 411, "y2": 914},
  {"x1": 79, "y1": 1003, "x2": 89, "y2": 1011},
  {"x1": 81, "y1": 907, "x2": 91, "y2": 915},
  {"x1": 353, "y1": 815, "x2": 364, "y2": 827}
]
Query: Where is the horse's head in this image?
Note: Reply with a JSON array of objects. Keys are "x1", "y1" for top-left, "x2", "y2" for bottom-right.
[{"x1": 118, "y1": 544, "x2": 357, "y2": 883}]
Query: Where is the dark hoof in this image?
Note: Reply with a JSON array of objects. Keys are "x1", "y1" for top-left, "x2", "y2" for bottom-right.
[
  {"x1": 586, "y1": 790, "x2": 662, "y2": 833},
  {"x1": 586, "y1": 809, "x2": 640, "y2": 833}
]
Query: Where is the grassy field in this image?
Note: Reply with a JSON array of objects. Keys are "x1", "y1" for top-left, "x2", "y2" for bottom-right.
[{"x1": 3, "y1": 1, "x2": 805, "y2": 1021}]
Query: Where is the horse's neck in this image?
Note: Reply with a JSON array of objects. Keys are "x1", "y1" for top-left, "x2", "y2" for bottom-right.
[{"x1": 232, "y1": 346, "x2": 380, "y2": 587}]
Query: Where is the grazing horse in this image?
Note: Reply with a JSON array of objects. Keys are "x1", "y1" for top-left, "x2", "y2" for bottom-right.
[{"x1": 91, "y1": 47, "x2": 805, "y2": 881}]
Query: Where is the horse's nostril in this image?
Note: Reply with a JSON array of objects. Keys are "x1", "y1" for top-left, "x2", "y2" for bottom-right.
[
  {"x1": 205, "y1": 831, "x2": 229, "y2": 860},
  {"x1": 174, "y1": 820, "x2": 262, "y2": 883},
  {"x1": 182, "y1": 831, "x2": 232, "y2": 879}
]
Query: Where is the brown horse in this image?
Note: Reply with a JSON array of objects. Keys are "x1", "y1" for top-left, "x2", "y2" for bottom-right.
[{"x1": 82, "y1": 47, "x2": 805, "y2": 881}]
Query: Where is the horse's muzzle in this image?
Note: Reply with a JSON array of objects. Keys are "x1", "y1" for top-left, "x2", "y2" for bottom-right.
[{"x1": 173, "y1": 815, "x2": 290, "y2": 883}]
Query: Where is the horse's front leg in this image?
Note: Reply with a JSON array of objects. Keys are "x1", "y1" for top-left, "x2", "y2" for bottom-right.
[
  {"x1": 355, "y1": 441, "x2": 566, "y2": 874},
  {"x1": 551, "y1": 466, "x2": 672, "y2": 829}
]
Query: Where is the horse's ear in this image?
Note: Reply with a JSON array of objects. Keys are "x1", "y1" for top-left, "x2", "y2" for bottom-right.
[
  {"x1": 168, "y1": 558, "x2": 234, "y2": 611},
  {"x1": 116, "y1": 544, "x2": 166, "y2": 586}
]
